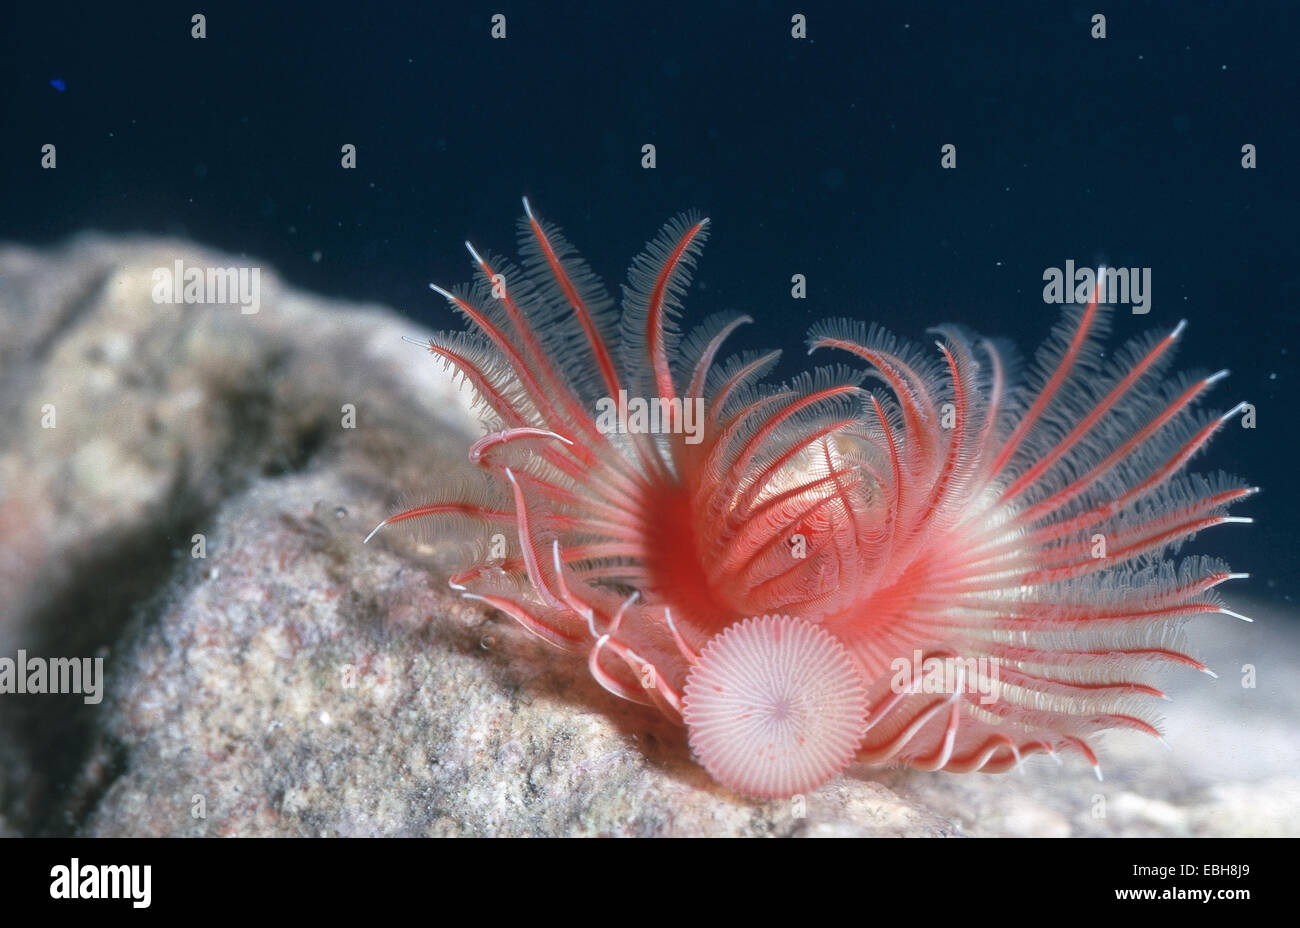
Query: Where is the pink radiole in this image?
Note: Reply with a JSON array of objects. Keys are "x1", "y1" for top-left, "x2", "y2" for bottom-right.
[{"x1": 367, "y1": 201, "x2": 1254, "y2": 799}]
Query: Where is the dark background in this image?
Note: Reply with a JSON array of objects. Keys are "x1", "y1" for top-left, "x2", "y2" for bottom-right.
[{"x1": 3, "y1": 1, "x2": 1296, "y2": 599}]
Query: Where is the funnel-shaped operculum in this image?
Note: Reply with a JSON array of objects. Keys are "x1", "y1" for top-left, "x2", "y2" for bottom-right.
[{"x1": 682, "y1": 615, "x2": 868, "y2": 799}]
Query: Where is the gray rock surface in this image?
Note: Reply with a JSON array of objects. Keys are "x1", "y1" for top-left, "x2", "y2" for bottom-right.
[{"x1": 1, "y1": 235, "x2": 1296, "y2": 836}]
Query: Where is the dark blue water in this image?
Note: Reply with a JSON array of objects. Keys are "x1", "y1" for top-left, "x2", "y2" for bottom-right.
[{"x1": 3, "y1": 1, "x2": 1296, "y2": 598}]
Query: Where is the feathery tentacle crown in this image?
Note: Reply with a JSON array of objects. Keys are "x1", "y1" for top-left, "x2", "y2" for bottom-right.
[{"x1": 368, "y1": 200, "x2": 1253, "y2": 798}]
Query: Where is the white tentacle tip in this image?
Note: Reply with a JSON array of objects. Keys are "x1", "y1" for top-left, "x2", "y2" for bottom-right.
[
  {"x1": 1219, "y1": 608, "x2": 1254, "y2": 623},
  {"x1": 522, "y1": 196, "x2": 534, "y2": 219},
  {"x1": 1008, "y1": 743, "x2": 1025, "y2": 775},
  {"x1": 465, "y1": 240, "x2": 484, "y2": 265},
  {"x1": 1220, "y1": 402, "x2": 1250, "y2": 422},
  {"x1": 363, "y1": 521, "x2": 387, "y2": 544}
]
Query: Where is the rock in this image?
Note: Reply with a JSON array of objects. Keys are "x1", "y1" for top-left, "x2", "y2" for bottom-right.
[
  {"x1": 1, "y1": 235, "x2": 1295, "y2": 836},
  {"x1": 0, "y1": 234, "x2": 476, "y2": 833}
]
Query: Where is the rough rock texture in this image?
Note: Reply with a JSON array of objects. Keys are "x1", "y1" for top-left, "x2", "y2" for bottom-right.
[{"x1": 1, "y1": 235, "x2": 1296, "y2": 837}]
